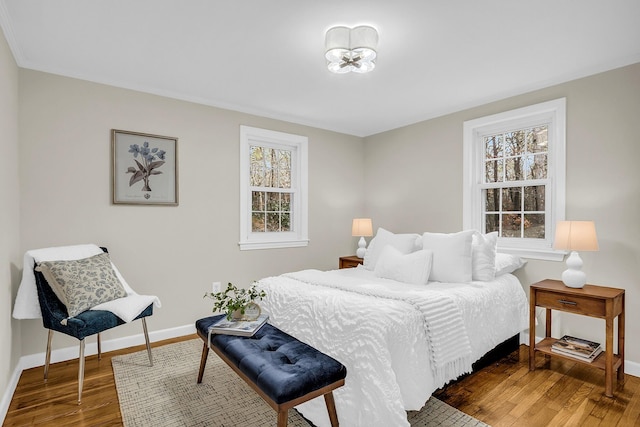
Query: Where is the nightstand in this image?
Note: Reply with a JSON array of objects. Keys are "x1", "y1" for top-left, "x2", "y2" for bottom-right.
[
  {"x1": 339, "y1": 255, "x2": 363, "y2": 269},
  {"x1": 529, "y1": 279, "x2": 625, "y2": 397}
]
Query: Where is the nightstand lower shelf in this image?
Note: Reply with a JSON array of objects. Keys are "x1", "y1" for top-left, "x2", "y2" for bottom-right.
[{"x1": 534, "y1": 337, "x2": 622, "y2": 372}]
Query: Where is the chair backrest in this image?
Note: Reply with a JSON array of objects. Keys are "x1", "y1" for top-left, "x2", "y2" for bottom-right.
[{"x1": 33, "y1": 247, "x2": 109, "y2": 329}]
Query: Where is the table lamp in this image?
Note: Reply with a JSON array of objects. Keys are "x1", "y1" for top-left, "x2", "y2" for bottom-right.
[
  {"x1": 352, "y1": 218, "x2": 373, "y2": 258},
  {"x1": 553, "y1": 221, "x2": 599, "y2": 288}
]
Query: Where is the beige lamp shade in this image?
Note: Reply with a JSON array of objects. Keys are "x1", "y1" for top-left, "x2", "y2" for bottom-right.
[
  {"x1": 553, "y1": 221, "x2": 599, "y2": 251},
  {"x1": 553, "y1": 221, "x2": 598, "y2": 288},
  {"x1": 351, "y1": 218, "x2": 373, "y2": 237}
]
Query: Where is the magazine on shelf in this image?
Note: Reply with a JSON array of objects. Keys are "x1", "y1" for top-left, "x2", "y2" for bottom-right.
[
  {"x1": 551, "y1": 345, "x2": 603, "y2": 362},
  {"x1": 208, "y1": 314, "x2": 269, "y2": 337},
  {"x1": 551, "y1": 335, "x2": 601, "y2": 358}
]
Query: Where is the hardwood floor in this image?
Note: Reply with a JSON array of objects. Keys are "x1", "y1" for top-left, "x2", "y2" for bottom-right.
[
  {"x1": 4, "y1": 340, "x2": 639, "y2": 426},
  {"x1": 434, "y1": 345, "x2": 640, "y2": 426}
]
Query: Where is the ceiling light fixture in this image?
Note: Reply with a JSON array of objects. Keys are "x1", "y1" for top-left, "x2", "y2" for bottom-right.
[{"x1": 325, "y1": 25, "x2": 378, "y2": 74}]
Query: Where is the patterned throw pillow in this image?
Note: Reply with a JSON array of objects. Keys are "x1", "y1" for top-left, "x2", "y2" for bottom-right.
[{"x1": 36, "y1": 252, "x2": 127, "y2": 318}]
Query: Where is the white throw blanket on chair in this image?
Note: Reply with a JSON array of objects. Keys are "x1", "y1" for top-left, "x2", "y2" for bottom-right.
[{"x1": 13, "y1": 244, "x2": 161, "y2": 322}]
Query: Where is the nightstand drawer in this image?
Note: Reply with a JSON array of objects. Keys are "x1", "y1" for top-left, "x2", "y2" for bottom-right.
[{"x1": 536, "y1": 290, "x2": 605, "y2": 317}]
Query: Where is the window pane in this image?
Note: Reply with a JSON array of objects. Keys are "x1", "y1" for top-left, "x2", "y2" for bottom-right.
[
  {"x1": 484, "y1": 188, "x2": 499, "y2": 212},
  {"x1": 524, "y1": 214, "x2": 545, "y2": 238},
  {"x1": 250, "y1": 165, "x2": 264, "y2": 186},
  {"x1": 252, "y1": 191, "x2": 265, "y2": 211},
  {"x1": 281, "y1": 213, "x2": 291, "y2": 231},
  {"x1": 485, "y1": 159, "x2": 504, "y2": 183},
  {"x1": 484, "y1": 135, "x2": 503, "y2": 159},
  {"x1": 278, "y1": 168, "x2": 291, "y2": 189},
  {"x1": 252, "y1": 212, "x2": 265, "y2": 232},
  {"x1": 485, "y1": 214, "x2": 499, "y2": 234},
  {"x1": 505, "y1": 157, "x2": 524, "y2": 181},
  {"x1": 524, "y1": 185, "x2": 545, "y2": 211},
  {"x1": 266, "y1": 192, "x2": 279, "y2": 211},
  {"x1": 504, "y1": 131, "x2": 525, "y2": 156},
  {"x1": 526, "y1": 154, "x2": 547, "y2": 179},
  {"x1": 502, "y1": 214, "x2": 522, "y2": 237},
  {"x1": 527, "y1": 126, "x2": 548, "y2": 153},
  {"x1": 501, "y1": 187, "x2": 522, "y2": 211},
  {"x1": 266, "y1": 213, "x2": 280, "y2": 231},
  {"x1": 281, "y1": 193, "x2": 291, "y2": 211},
  {"x1": 278, "y1": 150, "x2": 291, "y2": 169}
]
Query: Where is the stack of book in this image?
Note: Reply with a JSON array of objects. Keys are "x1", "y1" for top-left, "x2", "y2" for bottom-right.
[{"x1": 551, "y1": 335, "x2": 602, "y2": 362}]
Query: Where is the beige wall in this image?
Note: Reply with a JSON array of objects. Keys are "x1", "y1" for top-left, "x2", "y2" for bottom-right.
[
  {"x1": 0, "y1": 29, "x2": 21, "y2": 406},
  {"x1": 364, "y1": 63, "x2": 640, "y2": 364},
  {"x1": 17, "y1": 70, "x2": 364, "y2": 355}
]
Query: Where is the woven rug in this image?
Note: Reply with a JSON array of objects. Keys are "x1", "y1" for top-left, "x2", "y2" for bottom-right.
[{"x1": 112, "y1": 339, "x2": 490, "y2": 427}]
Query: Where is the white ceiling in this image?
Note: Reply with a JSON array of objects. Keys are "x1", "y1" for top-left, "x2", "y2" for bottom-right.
[{"x1": 1, "y1": 1, "x2": 639, "y2": 137}]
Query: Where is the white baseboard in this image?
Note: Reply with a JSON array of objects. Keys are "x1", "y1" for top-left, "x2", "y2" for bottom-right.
[
  {"x1": 521, "y1": 331, "x2": 640, "y2": 378},
  {"x1": 0, "y1": 323, "x2": 195, "y2": 424}
]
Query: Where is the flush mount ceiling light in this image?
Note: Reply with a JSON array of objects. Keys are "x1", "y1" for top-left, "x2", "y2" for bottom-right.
[{"x1": 325, "y1": 25, "x2": 378, "y2": 74}]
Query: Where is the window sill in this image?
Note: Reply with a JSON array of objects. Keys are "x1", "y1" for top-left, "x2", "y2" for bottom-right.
[
  {"x1": 498, "y1": 245, "x2": 566, "y2": 261},
  {"x1": 239, "y1": 239, "x2": 309, "y2": 251}
]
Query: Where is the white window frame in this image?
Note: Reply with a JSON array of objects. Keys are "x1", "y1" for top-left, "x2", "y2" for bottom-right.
[
  {"x1": 239, "y1": 126, "x2": 308, "y2": 250},
  {"x1": 463, "y1": 98, "x2": 566, "y2": 261}
]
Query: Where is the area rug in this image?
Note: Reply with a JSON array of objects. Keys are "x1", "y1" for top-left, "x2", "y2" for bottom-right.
[{"x1": 112, "y1": 339, "x2": 490, "y2": 427}]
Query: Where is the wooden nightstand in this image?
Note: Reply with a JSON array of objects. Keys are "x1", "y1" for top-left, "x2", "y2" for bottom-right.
[
  {"x1": 339, "y1": 255, "x2": 363, "y2": 269},
  {"x1": 529, "y1": 279, "x2": 625, "y2": 397}
]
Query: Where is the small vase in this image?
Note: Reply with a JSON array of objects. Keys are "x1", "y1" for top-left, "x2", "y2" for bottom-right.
[{"x1": 230, "y1": 309, "x2": 244, "y2": 320}]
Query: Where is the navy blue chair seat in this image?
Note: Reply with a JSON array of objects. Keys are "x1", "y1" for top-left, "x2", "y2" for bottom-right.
[
  {"x1": 33, "y1": 247, "x2": 154, "y2": 403},
  {"x1": 196, "y1": 315, "x2": 346, "y2": 427}
]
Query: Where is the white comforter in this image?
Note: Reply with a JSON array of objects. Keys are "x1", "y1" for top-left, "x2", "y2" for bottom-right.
[{"x1": 257, "y1": 267, "x2": 528, "y2": 427}]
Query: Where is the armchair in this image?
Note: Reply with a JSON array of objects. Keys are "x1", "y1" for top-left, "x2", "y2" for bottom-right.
[{"x1": 33, "y1": 247, "x2": 154, "y2": 404}]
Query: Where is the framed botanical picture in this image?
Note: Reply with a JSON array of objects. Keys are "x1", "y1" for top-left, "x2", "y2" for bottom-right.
[{"x1": 112, "y1": 129, "x2": 179, "y2": 205}]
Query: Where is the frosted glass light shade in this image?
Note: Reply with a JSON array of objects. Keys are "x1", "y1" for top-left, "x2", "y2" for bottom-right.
[
  {"x1": 553, "y1": 221, "x2": 599, "y2": 288},
  {"x1": 325, "y1": 25, "x2": 378, "y2": 73}
]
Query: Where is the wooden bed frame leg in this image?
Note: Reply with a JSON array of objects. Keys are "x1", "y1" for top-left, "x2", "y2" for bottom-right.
[
  {"x1": 277, "y1": 409, "x2": 288, "y2": 427},
  {"x1": 197, "y1": 341, "x2": 209, "y2": 384},
  {"x1": 324, "y1": 391, "x2": 339, "y2": 427}
]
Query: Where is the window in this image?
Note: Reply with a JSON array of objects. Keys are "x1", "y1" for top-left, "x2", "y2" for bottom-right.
[
  {"x1": 239, "y1": 126, "x2": 308, "y2": 250},
  {"x1": 463, "y1": 98, "x2": 566, "y2": 260}
]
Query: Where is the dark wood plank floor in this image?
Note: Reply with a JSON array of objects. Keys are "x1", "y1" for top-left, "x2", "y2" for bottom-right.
[{"x1": 4, "y1": 339, "x2": 640, "y2": 426}]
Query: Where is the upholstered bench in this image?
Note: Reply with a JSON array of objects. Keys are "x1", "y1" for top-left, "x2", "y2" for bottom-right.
[{"x1": 196, "y1": 315, "x2": 347, "y2": 427}]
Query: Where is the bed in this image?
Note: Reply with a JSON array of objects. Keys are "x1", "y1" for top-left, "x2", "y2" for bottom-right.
[{"x1": 256, "y1": 229, "x2": 529, "y2": 427}]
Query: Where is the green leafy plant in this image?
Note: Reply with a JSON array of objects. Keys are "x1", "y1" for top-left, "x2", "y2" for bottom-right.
[{"x1": 203, "y1": 282, "x2": 266, "y2": 320}]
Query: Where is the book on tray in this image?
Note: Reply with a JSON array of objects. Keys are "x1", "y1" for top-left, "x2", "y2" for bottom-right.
[
  {"x1": 208, "y1": 314, "x2": 269, "y2": 337},
  {"x1": 551, "y1": 335, "x2": 602, "y2": 362}
]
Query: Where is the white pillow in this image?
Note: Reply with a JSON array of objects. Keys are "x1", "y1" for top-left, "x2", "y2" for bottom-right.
[
  {"x1": 495, "y1": 253, "x2": 527, "y2": 276},
  {"x1": 374, "y1": 246, "x2": 433, "y2": 285},
  {"x1": 363, "y1": 227, "x2": 420, "y2": 271},
  {"x1": 472, "y1": 231, "x2": 498, "y2": 281},
  {"x1": 420, "y1": 230, "x2": 474, "y2": 283}
]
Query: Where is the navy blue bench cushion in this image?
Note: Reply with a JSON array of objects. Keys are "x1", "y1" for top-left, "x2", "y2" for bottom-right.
[{"x1": 196, "y1": 315, "x2": 347, "y2": 404}]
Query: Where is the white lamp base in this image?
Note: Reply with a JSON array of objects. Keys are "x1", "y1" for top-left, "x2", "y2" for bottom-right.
[
  {"x1": 562, "y1": 250, "x2": 587, "y2": 288},
  {"x1": 356, "y1": 236, "x2": 367, "y2": 258}
]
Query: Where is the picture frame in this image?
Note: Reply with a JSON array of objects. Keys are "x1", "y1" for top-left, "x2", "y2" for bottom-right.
[{"x1": 112, "y1": 129, "x2": 179, "y2": 205}]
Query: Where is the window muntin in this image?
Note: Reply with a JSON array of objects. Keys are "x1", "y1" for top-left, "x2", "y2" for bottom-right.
[
  {"x1": 239, "y1": 126, "x2": 308, "y2": 250},
  {"x1": 463, "y1": 98, "x2": 566, "y2": 260}
]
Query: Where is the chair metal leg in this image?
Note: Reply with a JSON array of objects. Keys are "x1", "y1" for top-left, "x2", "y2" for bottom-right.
[
  {"x1": 44, "y1": 329, "x2": 54, "y2": 381},
  {"x1": 142, "y1": 318, "x2": 153, "y2": 366},
  {"x1": 78, "y1": 339, "x2": 85, "y2": 404},
  {"x1": 97, "y1": 333, "x2": 102, "y2": 360}
]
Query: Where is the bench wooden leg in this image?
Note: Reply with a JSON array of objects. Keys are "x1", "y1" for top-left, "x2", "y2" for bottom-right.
[
  {"x1": 277, "y1": 409, "x2": 288, "y2": 427},
  {"x1": 324, "y1": 391, "x2": 339, "y2": 427},
  {"x1": 197, "y1": 341, "x2": 209, "y2": 384}
]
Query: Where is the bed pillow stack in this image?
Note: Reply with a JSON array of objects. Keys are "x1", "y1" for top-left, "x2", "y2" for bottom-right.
[
  {"x1": 363, "y1": 227, "x2": 420, "y2": 271},
  {"x1": 364, "y1": 227, "x2": 525, "y2": 284}
]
